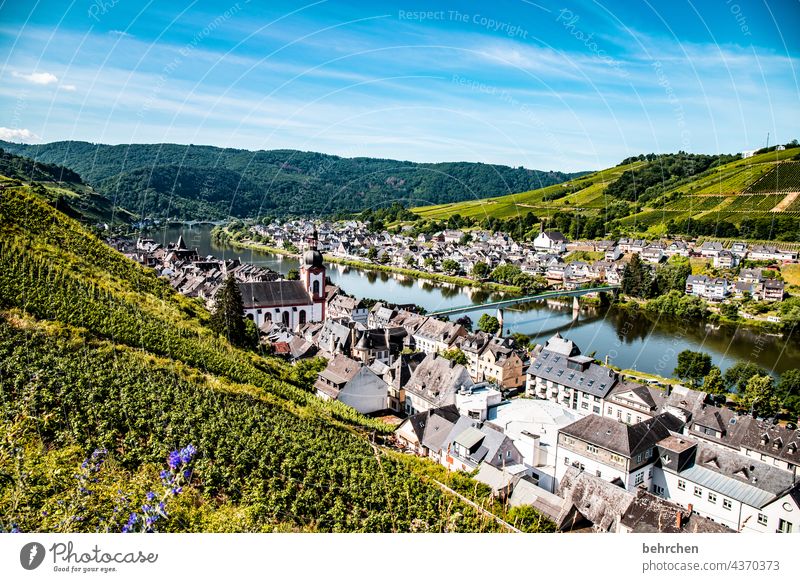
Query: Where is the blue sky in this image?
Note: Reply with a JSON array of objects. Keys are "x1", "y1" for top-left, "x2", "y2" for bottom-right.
[{"x1": 0, "y1": 0, "x2": 798, "y2": 171}]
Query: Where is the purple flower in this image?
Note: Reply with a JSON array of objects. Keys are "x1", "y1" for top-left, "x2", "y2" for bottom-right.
[
  {"x1": 146, "y1": 491, "x2": 156, "y2": 501},
  {"x1": 179, "y1": 444, "x2": 196, "y2": 464},
  {"x1": 167, "y1": 450, "x2": 181, "y2": 470}
]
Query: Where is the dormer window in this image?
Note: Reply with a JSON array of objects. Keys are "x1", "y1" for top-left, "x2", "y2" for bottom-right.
[{"x1": 761, "y1": 434, "x2": 769, "y2": 446}]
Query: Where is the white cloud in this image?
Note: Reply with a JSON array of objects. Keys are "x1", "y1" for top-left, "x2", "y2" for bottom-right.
[
  {"x1": 12, "y1": 71, "x2": 58, "y2": 85},
  {"x1": 0, "y1": 127, "x2": 39, "y2": 142},
  {"x1": 61, "y1": 84, "x2": 77, "y2": 91}
]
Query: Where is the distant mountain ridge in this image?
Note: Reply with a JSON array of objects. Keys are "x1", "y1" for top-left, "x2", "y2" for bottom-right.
[{"x1": 0, "y1": 140, "x2": 582, "y2": 219}]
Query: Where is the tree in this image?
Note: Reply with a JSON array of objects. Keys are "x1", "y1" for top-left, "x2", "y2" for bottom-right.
[
  {"x1": 441, "y1": 259, "x2": 460, "y2": 274},
  {"x1": 472, "y1": 261, "x2": 490, "y2": 279},
  {"x1": 459, "y1": 233, "x2": 473, "y2": 245},
  {"x1": 210, "y1": 275, "x2": 249, "y2": 348},
  {"x1": 366, "y1": 246, "x2": 377, "y2": 260},
  {"x1": 490, "y1": 264, "x2": 522, "y2": 285},
  {"x1": 404, "y1": 255, "x2": 416, "y2": 267},
  {"x1": 621, "y1": 253, "x2": 652, "y2": 299},
  {"x1": 702, "y1": 366, "x2": 726, "y2": 396},
  {"x1": 510, "y1": 332, "x2": 532, "y2": 350},
  {"x1": 286, "y1": 268, "x2": 300, "y2": 280},
  {"x1": 456, "y1": 315, "x2": 473, "y2": 332},
  {"x1": 477, "y1": 314, "x2": 500, "y2": 334},
  {"x1": 440, "y1": 348, "x2": 468, "y2": 366},
  {"x1": 724, "y1": 362, "x2": 768, "y2": 393},
  {"x1": 673, "y1": 350, "x2": 712, "y2": 387},
  {"x1": 719, "y1": 301, "x2": 739, "y2": 320},
  {"x1": 777, "y1": 369, "x2": 800, "y2": 417},
  {"x1": 740, "y1": 374, "x2": 779, "y2": 418}
]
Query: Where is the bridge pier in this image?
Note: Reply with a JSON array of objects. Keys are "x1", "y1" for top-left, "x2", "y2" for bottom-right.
[{"x1": 496, "y1": 308, "x2": 504, "y2": 337}]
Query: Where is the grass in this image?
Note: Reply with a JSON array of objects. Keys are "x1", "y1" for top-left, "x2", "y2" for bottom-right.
[{"x1": 782, "y1": 264, "x2": 800, "y2": 287}]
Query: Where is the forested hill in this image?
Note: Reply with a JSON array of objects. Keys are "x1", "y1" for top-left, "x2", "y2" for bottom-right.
[
  {"x1": 0, "y1": 147, "x2": 130, "y2": 225},
  {"x1": 0, "y1": 140, "x2": 580, "y2": 219}
]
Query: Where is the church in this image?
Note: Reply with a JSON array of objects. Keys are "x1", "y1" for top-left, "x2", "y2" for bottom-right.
[{"x1": 239, "y1": 232, "x2": 326, "y2": 329}]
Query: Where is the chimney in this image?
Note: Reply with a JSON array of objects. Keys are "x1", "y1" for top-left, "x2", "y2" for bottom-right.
[
  {"x1": 687, "y1": 503, "x2": 693, "y2": 514},
  {"x1": 676, "y1": 510, "x2": 682, "y2": 529}
]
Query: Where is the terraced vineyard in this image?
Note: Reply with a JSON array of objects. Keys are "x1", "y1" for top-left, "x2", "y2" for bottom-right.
[
  {"x1": 412, "y1": 161, "x2": 645, "y2": 220},
  {"x1": 412, "y1": 146, "x2": 800, "y2": 234},
  {"x1": 746, "y1": 161, "x2": 800, "y2": 193}
]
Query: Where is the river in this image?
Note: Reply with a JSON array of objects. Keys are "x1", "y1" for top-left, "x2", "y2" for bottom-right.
[{"x1": 156, "y1": 225, "x2": 799, "y2": 378}]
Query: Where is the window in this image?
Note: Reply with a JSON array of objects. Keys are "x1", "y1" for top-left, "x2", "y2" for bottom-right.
[
  {"x1": 595, "y1": 470, "x2": 602, "y2": 478},
  {"x1": 647, "y1": 468, "x2": 652, "y2": 479},
  {"x1": 654, "y1": 485, "x2": 665, "y2": 496},
  {"x1": 778, "y1": 519, "x2": 793, "y2": 533},
  {"x1": 610, "y1": 454, "x2": 625, "y2": 464},
  {"x1": 299, "y1": 310, "x2": 307, "y2": 325},
  {"x1": 634, "y1": 472, "x2": 644, "y2": 486},
  {"x1": 635, "y1": 453, "x2": 642, "y2": 463},
  {"x1": 586, "y1": 444, "x2": 599, "y2": 454},
  {"x1": 708, "y1": 492, "x2": 717, "y2": 503},
  {"x1": 723, "y1": 499, "x2": 732, "y2": 510},
  {"x1": 607, "y1": 407, "x2": 612, "y2": 415},
  {"x1": 645, "y1": 448, "x2": 652, "y2": 459},
  {"x1": 758, "y1": 514, "x2": 768, "y2": 526},
  {"x1": 563, "y1": 457, "x2": 570, "y2": 466},
  {"x1": 617, "y1": 410, "x2": 622, "y2": 419},
  {"x1": 593, "y1": 406, "x2": 600, "y2": 414},
  {"x1": 581, "y1": 402, "x2": 589, "y2": 410},
  {"x1": 677, "y1": 479, "x2": 686, "y2": 490},
  {"x1": 626, "y1": 413, "x2": 632, "y2": 424},
  {"x1": 694, "y1": 486, "x2": 702, "y2": 498}
]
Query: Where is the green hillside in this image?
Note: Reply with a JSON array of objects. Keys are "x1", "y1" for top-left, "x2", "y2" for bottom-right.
[
  {"x1": 0, "y1": 184, "x2": 551, "y2": 533},
  {"x1": 413, "y1": 146, "x2": 800, "y2": 239},
  {"x1": 0, "y1": 147, "x2": 132, "y2": 225},
  {"x1": 0, "y1": 140, "x2": 579, "y2": 219}
]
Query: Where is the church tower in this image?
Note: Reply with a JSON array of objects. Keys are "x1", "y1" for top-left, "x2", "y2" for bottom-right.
[{"x1": 300, "y1": 228, "x2": 326, "y2": 321}]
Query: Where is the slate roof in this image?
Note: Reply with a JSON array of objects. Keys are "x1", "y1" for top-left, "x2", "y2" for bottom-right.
[
  {"x1": 442, "y1": 417, "x2": 515, "y2": 467},
  {"x1": 730, "y1": 417, "x2": 800, "y2": 465},
  {"x1": 620, "y1": 489, "x2": 733, "y2": 533},
  {"x1": 403, "y1": 404, "x2": 461, "y2": 445},
  {"x1": 561, "y1": 413, "x2": 685, "y2": 458},
  {"x1": 405, "y1": 353, "x2": 474, "y2": 405},
  {"x1": 527, "y1": 349, "x2": 618, "y2": 398},
  {"x1": 508, "y1": 476, "x2": 566, "y2": 520},
  {"x1": 414, "y1": 317, "x2": 464, "y2": 344},
  {"x1": 238, "y1": 280, "x2": 311, "y2": 308},
  {"x1": 659, "y1": 434, "x2": 799, "y2": 509},
  {"x1": 556, "y1": 467, "x2": 635, "y2": 532}
]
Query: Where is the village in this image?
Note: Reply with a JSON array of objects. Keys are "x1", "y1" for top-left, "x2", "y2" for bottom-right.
[
  {"x1": 110, "y1": 220, "x2": 800, "y2": 535},
  {"x1": 249, "y1": 218, "x2": 795, "y2": 311}
]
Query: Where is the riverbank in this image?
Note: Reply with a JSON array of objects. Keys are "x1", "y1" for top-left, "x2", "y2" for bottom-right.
[
  {"x1": 222, "y1": 235, "x2": 524, "y2": 295},
  {"x1": 611, "y1": 295, "x2": 788, "y2": 334}
]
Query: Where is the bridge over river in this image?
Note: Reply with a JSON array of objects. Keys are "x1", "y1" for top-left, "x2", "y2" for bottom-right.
[{"x1": 428, "y1": 285, "x2": 620, "y2": 334}]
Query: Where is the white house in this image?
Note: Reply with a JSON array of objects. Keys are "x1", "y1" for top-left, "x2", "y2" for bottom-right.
[
  {"x1": 653, "y1": 434, "x2": 800, "y2": 533},
  {"x1": 534, "y1": 230, "x2": 568, "y2": 254},
  {"x1": 554, "y1": 413, "x2": 684, "y2": 493}
]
